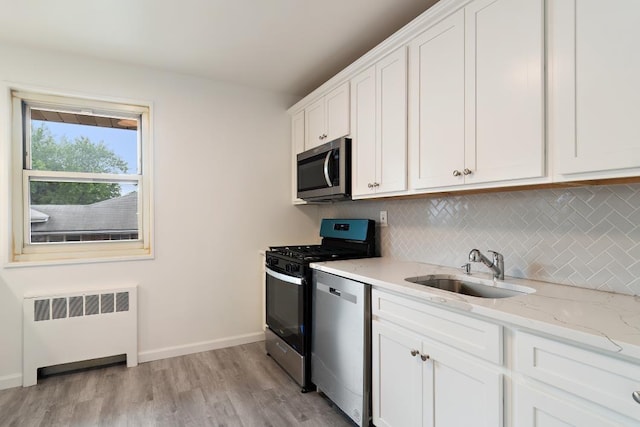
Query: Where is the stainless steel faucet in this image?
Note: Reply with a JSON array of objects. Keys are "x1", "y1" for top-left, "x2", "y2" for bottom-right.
[{"x1": 468, "y1": 249, "x2": 504, "y2": 280}]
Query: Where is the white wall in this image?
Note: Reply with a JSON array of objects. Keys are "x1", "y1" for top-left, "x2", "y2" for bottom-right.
[{"x1": 0, "y1": 43, "x2": 319, "y2": 389}]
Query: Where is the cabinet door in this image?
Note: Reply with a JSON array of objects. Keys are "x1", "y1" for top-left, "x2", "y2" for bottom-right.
[
  {"x1": 305, "y1": 97, "x2": 326, "y2": 150},
  {"x1": 514, "y1": 384, "x2": 631, "y2": 427},
  {"x1": 351, "y1": 66, "x2": 377, "y2": 196},
  {"x1": 372, "y1": 320, "x2": 423, "y2": 427},
  {"x1": 377, "y1": 47, "x2": 408, "y2": 194},
  {"x1": 423, "y1": 341, "x2": 502, "y2": 427},
  {"x1": 291, "y1": 110, "x2": 305, "y2": 203},
  {"x1": 409, "y1": 10, "x2": 465, "y2": 190},
  {"x1": 325, "y1": 82, "x2": 350, "y2": 142},
  {"x1": 550, "y1": 0, "x2": 640, "y2": 178},
  {"x1": 464, "y1": 0, "x2": 544, "y2": 184}
]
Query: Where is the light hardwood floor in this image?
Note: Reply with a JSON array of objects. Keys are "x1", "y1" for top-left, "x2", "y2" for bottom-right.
[{"x1": 0, "y1": 342, "x2": 353, "y2": 427}]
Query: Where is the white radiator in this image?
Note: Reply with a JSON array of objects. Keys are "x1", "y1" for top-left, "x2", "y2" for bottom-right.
[{"x1": 22, "y1": 285, "x2": 138, "y2": 387}]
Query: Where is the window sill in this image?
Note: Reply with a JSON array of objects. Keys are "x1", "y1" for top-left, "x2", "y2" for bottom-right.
[{"x1": 6, "y1": 250, "x2": 154, "y2": 268}]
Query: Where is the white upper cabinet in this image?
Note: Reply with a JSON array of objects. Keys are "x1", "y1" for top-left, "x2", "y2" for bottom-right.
[
  {"x1": 410, "y1": 0, "x2": 545, "y2": 191},
  {"x1": 377, "y1": 48, "x2": 408, "y2": 195},
  {"x1": 352, "y1": 66, "x2": 378, "y2": 196},
  {"x1": 465, "y1": 0, "x2": 545, "y2": 184},
  {"x1": 305, "y1": 98, "x2": 325, "y2": 150},
  {"x1": 352, "y1": 47, "x2": 408, "y2": 197},
  {"x1": 291, "y1": 110, "x2": 305, "y2": 204},
  {"x1": 290, "y1": 0, "x2": 640, "y2": 202},
  {"x1": 550, "y1": 0, "x2": 640, "y2": 179},
  {"x1": 304, "y1": 82, "x2": 350, "y2": 150},
  {"x1": 409, "y1": 10, "x2": 465, "y2": 189}
]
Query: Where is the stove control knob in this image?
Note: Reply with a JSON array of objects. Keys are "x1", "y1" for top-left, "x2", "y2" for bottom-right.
[
  {"x1": 285, "y1": 264, "x2": 291, "y2": 272},
  {"x1": 291, "y1": 264, "x2": 300, "y2": 273}
]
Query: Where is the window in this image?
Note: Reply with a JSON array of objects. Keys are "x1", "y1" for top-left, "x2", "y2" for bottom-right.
[{"x1": 11, "y1": 90, "x2": 152, "y2": 263}]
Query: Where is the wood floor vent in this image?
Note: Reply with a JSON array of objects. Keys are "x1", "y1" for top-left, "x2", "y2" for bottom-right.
[{"x1": 22, "y1": 286, "x2": 138, "y2": 387}]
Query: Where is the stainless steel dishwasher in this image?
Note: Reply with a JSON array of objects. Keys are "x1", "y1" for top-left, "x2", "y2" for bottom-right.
[{"x1": 312, "y1": 269, "x2": 370, "y2": 427}]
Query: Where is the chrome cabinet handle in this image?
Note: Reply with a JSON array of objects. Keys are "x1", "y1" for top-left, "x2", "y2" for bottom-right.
[
  {"x1": 633, "y1": 391, "x2": 640, "y2": 404},
  {"x1": 420, "y1": 354, "x2": 430, "y2": 361},
  {"x1": 463, "y1": 168, "x2": 473, "y2": 175},
  {"x1": 410, "y1": 349, "x2": 419, "y2": 357},
  {"x1": 453, "y1": 170, "x2": 462, "y2": 177}
]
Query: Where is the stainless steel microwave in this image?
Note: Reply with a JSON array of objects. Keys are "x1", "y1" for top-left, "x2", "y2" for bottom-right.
[{"x1": 297, "y1": 137, "x2": 351, "y2": 202}]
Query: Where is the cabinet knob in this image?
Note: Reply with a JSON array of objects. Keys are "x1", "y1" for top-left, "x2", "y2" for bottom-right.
[
  {"x1": 420, "y1": 354, "x2": 430, "y2": 361},
  {"x1": 373, "y1": 182, "x2": 380, "y2": 187},
  {"x1": 633, "y1": 391, "x2": 640, "y2": 404},
  {"x1": 368, "y1": 183, "x2": 373, "y2": 189},
  {"x1": 453, "y1": 170, "x2": 462, "y2": 177},
  {"x1": 410, "y1": 349, "x2": 419, "y2": 357},
  {"x1": 463, "y1": 168, "x2": 473, "y2": 175}
]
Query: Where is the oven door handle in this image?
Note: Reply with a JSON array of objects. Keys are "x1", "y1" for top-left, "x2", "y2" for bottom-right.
[
  {"x1": 266, "y1": 267, "x2": 304, "y2": 286},
  {"x1": 323, "y1": 151, "x2": 333, "y2": 187}
]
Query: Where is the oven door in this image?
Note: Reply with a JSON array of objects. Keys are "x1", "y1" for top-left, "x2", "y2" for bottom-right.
[{"x1": 265, "y1": 267, "x2": 306, "y2": 355}]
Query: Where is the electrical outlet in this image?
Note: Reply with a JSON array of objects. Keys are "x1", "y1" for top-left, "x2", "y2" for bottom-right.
[{"x1": 379, "y1": 210, "x2": 388, "y2": 227}]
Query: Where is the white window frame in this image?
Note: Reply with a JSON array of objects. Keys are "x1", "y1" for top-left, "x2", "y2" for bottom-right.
[{"x1": 10, "y1": 90, "x2": 153, "y2": 264}]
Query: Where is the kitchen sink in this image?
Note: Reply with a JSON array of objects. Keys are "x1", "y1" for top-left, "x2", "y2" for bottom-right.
[{"x1": 404, "y1": 275, "x2": 535, "y2": 299}]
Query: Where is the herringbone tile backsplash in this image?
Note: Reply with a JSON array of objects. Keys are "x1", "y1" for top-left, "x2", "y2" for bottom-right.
[{"x1": 319, "y1": 184, "x2": 640, "y2": 296}]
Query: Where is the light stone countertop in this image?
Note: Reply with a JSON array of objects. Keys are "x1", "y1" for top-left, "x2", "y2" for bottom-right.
[{"x1": 310, "y1": 257, "x2": 640, "y2": 361}]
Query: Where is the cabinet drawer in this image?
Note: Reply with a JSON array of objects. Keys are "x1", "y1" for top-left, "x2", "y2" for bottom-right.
[
  {"x1": 515, "y1": 383, "x2": 637, "y2": 427},
  {"x1": 371, "y1": 289, "x2": 502, "y2": 364},
  {"x1": 516, "y1": 331, "x2": 640, "y2": 421}
]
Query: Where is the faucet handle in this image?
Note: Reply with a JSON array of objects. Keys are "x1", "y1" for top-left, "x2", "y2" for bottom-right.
[
  {"x1": 488, "y1": 250, "x2": 505, "y2": 280},
  {"x1": 460, "y1": 263, "x2": 471, "y2": 275}
]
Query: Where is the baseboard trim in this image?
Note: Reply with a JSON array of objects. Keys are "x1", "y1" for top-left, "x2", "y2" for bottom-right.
[
  {"x1": 138, "y1": 331, "x2": 265, "y2": 363},
  {"x1": 0, "y1": 333, "x2": 266, "y2": 390},
  {"x1": 0, "y1": 373, "x2": 23, "y2": 390}
]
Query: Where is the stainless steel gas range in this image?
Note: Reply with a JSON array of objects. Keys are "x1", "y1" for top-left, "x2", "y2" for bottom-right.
[{"x1": 264, "y1": 218, "x2": 375, "y2": 392}]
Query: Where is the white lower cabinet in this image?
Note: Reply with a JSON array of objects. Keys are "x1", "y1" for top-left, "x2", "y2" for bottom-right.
[
  {"x1": 514, "y1": 383, "x2": 635, "y2": 427},
  {"x1": 372, "y1": 289, "x2": 503, "y2": 427},
  {"x1": 514, "y1": 331, "x2": 640, "y2": 426},
  {"x1": 372, "y1": 320, "x2": 422, "y2": 427},
  {"x1": 371, "y1": 288, "x2": 640, "y2": 427}
]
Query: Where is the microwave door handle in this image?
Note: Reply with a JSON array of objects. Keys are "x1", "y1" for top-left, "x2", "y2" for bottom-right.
[{"x1": 323, "y1": 151, "x2": 333, "y2": 187}]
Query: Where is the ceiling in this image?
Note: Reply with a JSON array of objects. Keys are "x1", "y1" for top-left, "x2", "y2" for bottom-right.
[{"x1": 0, "y1": 0, "x2": 439, "y2": 97}]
